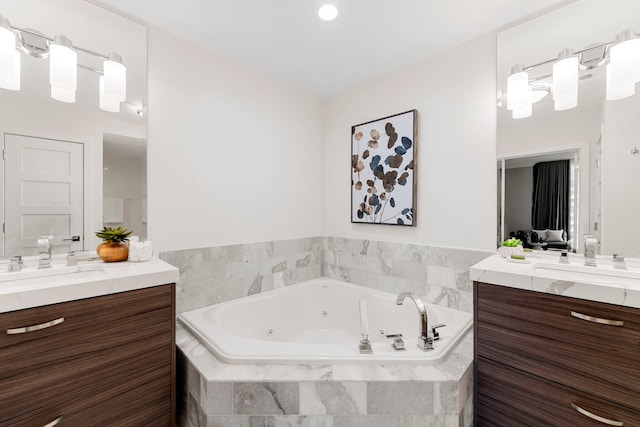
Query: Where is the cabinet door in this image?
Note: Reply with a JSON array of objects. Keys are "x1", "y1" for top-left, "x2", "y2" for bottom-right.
[
  {"x1": 0, "y1": 284, "x2": 175, "y2": 426},
  {"x1": 477, "y1": 357, "x2": 640, "y2": 427},
  {"x1": 474, "y1": 281, "x2": 640, "y2": 410}
]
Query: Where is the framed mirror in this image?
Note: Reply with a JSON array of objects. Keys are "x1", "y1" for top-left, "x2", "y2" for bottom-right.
[
  {"x1": 497, "y1": 0, "x2": 640, "y2": 257},
  {"x1": 0, "y1": 0, "x2": 147, "y2": 257}
]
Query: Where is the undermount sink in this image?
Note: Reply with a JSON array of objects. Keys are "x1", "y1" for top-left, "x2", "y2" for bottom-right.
[
  {"x1": 0, "y1": 263, "x2": 105, "y2": 282},
  {"x1": 534, "y1": 261, "x2": 640, "y2": 280}
]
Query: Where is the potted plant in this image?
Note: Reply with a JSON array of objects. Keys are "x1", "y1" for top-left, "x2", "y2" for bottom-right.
[
  {"x1": 498, "y1": 237, "x2": 524, "y2": 258},
  {"x1": 95, "y1": 226, "x2": 133, "y2": 262}
]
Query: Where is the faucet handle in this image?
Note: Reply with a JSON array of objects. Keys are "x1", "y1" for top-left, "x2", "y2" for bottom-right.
[
  {"x1": 8, "y1": 256, "x2": 23, "y2": 272},
  {"x1": 66, "y1": 251, "x2": 78, "y2": 267},
  {"x1": 612, "y1": 253, "x2": 627, "y2": 270},
  {"x1": 431, "y1": 324, "x2": 446, "y2": 341}
]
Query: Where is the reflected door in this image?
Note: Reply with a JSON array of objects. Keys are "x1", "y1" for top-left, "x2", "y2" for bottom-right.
[{"x1": 4, "y1": 134, "x2": 84, "y2": 257}]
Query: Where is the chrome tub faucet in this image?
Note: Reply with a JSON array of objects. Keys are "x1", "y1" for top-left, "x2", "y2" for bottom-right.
[{"x1": 396, "y1": 292, "x2": 433, "y2": 351}]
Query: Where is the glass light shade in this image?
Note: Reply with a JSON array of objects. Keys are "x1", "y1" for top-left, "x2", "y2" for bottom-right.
[
  {"x1": 552, "y1": 55, "x2": 578, "y2": 111},
  {"x1": 51, "y1": 84, "x2": 75, "y2": 103},
  {"x1": 0, "y1": 20, "x2": 15, "y2": 75},
  {"x1": 318, "y1": 5, "x2": 339, "y2": 21},
  {"x1": 0, "y1": 50, "x2": 20, "y2": 90},
  {"x1": 49, "y1": 35, "x2": 77, "y2": 92},
  {"x1": 609, "y1": 34, "x2": 640, "y2": 88},
  {"x1": 506, "y1": 68, "x2": 530, "y2": 111},
  {"x1": 99, "y1": 76, "x2": 120, "y2": 112},
  {"x1": 606, "y1": 63, "x2": 635, "y2": 100},
  {"x1": 103, "y1": 53, "x2": 126, "y2": 102},
  {"x1": 512, "y1": 100, "x2": 532, "y2": 119}
]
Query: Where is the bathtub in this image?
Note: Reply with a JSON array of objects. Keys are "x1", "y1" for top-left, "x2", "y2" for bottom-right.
[{"x1": 178, "y1": 277, "x2": 472, "y2": 364}]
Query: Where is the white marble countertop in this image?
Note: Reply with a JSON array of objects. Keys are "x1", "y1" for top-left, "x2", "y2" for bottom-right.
[
  {"x1": 471, "y1": 253, "x2": 640, "y2": 308},
  {"x1": 0, "y1": 257, "x2": 179, "y2": 313}
]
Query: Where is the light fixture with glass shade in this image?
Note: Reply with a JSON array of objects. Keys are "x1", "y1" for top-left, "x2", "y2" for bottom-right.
[
  {"x1": 0, "y1": 14, "x2": 129, "y2": 113},
  {"x1": 607, "y1": 29, "x2": 640, "y2": 99},
  {"x1": 0, "y1": 50, "x2": 20, "y2": 90},
  {"x1": 506, "y1": 64, "x2": 532, "y2": 118},
  {"x1": 552, "y1": 49, "x2": 578, "y2": 111},
  {"x1": 504, "y1": 28, "x2": 640, "y2": 119},
  {"x1": 103, "y1": 52, "x2": 126, "y2": 102},
  {"x1": 49, "y1": 35, "x2": 77, "y2": 103},
  {"x1": 99, "y1": 75, "x2": 120, "y2": 112},
  {"x1": 0, "y1": 15, "x2": 16, "y2": 76}
]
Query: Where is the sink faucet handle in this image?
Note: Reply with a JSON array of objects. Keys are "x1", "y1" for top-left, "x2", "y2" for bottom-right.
[
  {"x1": 612, "y1": 253, "x2": 627, "y2": 270},
  {"x1": 66, "y1": 251, "x2": 78, "y2": 267},
  {"x1": 431, "y1": 324, "x2": 446, "y2": 341},
  {"x1": 8, "y1": 255, "x2": 23, "y2": 272}
]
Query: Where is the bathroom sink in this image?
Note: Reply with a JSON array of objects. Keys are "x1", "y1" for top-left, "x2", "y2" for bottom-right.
[
  {"x1": 533, "y1": 261, "x2": 640, "y2": 280},
  {"x1": 0, "y1": 263, "x2": 105, "y2": 282}
]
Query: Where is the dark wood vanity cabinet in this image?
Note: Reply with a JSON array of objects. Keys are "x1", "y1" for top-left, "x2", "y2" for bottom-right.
[
  {"x1": 0, "y1": 284, "x2": 176, "y2": 427},
  {"x1": 474, "y1": 281, "x2": 640, "y2": 426}
]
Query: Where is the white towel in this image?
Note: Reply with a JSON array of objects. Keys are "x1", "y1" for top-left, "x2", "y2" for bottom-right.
[{"x1": 103, "y1": 197, "x2": 124, "y2": 223}]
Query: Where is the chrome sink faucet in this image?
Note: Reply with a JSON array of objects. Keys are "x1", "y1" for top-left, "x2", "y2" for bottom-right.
[
  {"x1": 38, "y1": 235, "x2": 53, "y2": 269},
  {"x1": 396, "y1": 292, "x2": 433, "y2": 351}
]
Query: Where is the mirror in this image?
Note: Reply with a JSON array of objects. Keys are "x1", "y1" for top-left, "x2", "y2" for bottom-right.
[
  {"x1": 497, "y1": 0, "x2": 640, "y2": 257},
  {"x1": 0, "y1": 0, "x2": 147, "y2": 257}
]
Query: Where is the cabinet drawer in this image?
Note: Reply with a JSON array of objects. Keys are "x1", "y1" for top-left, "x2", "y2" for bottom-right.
[
  {"x1": 475, "y1": 282, "x2": 640, "y2": 410},
  {"x1": 0, "y1": 285, "x2": 174, "y2": 425},
  {"x1": 477, "y1": 357, "x2": 640, "y2": 427},
  {"x1": 0, "y1": 285, "x2": 173, "y2": 377},
  {"x1": 5, "y1": 363, "x2": 172, "y2": 427}
]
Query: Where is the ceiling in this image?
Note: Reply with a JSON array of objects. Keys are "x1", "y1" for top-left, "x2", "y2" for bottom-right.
[{"x1": 92, "y1": 0, "x2": 575, "y2": 99}]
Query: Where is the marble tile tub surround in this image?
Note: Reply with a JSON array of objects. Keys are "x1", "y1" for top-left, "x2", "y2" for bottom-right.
[
  {"x1": 160, "y1": 235, "x2": 490, "y2": 315},
  {"x1": 176, "y1": 324, "x2": 474, "y2": 427},
  {"x1": 160, "y1": 237, "x2": 324, "y2": 314},
  {"x1": 324, "y1": 237, "x2": 492, "y2": 313}
]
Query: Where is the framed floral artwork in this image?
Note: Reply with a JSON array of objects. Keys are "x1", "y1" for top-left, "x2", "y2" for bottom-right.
[{"x1": 351, "y1": 110, "x2": 417, "y2": 226}]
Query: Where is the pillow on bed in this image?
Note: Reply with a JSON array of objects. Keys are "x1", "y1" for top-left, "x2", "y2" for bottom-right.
[
  {"x1": 546, "y1": 229, "x2": 564, "y2": 242},
  {"x1": 532, "y1": 229, "x2": 547, "y2": 242}
]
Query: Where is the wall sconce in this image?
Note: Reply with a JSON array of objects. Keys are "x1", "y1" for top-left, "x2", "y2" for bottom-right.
[
  {"x1": 0, "y1": 14, "x2": 126, "y2": 113},
  {"x1": 506, "y1": 29, "x2": 640, "y2": 119}
]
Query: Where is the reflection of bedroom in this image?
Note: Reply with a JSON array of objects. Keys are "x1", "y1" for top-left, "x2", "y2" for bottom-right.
[{"x1": 502, "y1": 152, "x2": 577, "y2": 252}]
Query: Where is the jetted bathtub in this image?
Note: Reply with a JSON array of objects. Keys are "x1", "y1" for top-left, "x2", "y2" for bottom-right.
[{"x1": 178, "y1": 277, "x2": 473, "y2": 364}]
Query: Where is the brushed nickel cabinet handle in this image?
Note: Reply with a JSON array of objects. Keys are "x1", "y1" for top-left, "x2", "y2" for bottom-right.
[
  {"x1": 43, "y1": 416, "x2": 63, "y2": 427},
  {"x1": 6, "y1": 317, "x2": 65, "y2": 334},
  {"x1": 570, "y1": 311, "x2": 624, "y2": 327},
  {"x1": 571, "y1": 403, "x2": 624, "y2": 426}
]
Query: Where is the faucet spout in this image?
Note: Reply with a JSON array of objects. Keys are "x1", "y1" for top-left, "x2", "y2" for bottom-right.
[
  {"x1": 396, "y1": 292, "x2": 432, "y2": 351},
  {"x1": 38, "y1": 235, "x2": 53, "y2": 269}
]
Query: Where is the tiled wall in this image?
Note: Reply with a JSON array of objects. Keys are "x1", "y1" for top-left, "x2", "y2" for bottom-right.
[
  {"x1": 160, "y1": 235, "x2": 491, "y2": 315},
  {"x1": 160, "y1": 237, "x2": 323, "y2": 314},
  {"x1": 324, "y1": 237, "x2": 492, "y2": 313}
]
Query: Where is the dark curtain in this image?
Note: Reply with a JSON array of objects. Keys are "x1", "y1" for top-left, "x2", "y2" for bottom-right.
[{"x1": 531, "y1": 160, "x2": 570, "y2": 238}]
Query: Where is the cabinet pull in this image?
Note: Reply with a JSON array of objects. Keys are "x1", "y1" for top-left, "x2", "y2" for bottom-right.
[
  {"x1": 43, "y1": 416, "x2": 63, "y2": 427},
  {"x1": 571, "y1": 403, "x2": 624, "y2": 426},
  {"x1": 6, "y1": 317, "x2": 65, "y2": 335},
  {"x1": 570, "y1": 311, "x2": 624, "y2": 327}
]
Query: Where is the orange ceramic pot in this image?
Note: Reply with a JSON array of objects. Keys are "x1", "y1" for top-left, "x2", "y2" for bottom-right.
[{"x1": 96, "y1": 241, "x2": 129, "y2": 262}]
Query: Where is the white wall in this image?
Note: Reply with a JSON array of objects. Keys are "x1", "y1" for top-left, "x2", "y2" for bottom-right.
[
  {"x1": 322, "y1": 34, "x2": 497, "y2": 251},
  {"x1": 103, "y1": 147, "x2": 147, "y2": 238},
  {"x1": 147, "y1": 28, "x2": 325, "y2": 252},
  {"x1": 504, "y1": 167, "x2": 532, "y2": 237},
  {"x1": 602, "y1": 95, "x2": 640, "y2": 257}
]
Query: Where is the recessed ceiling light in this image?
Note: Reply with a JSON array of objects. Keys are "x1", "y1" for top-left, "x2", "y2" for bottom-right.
[{"x1": 318, "y1": 4, "x2": 338, "y2": 21}]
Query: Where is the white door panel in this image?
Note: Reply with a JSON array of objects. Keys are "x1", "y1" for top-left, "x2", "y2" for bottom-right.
[{"x1": 4, "y1": 134, "x2": 83, "y2": 256}]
